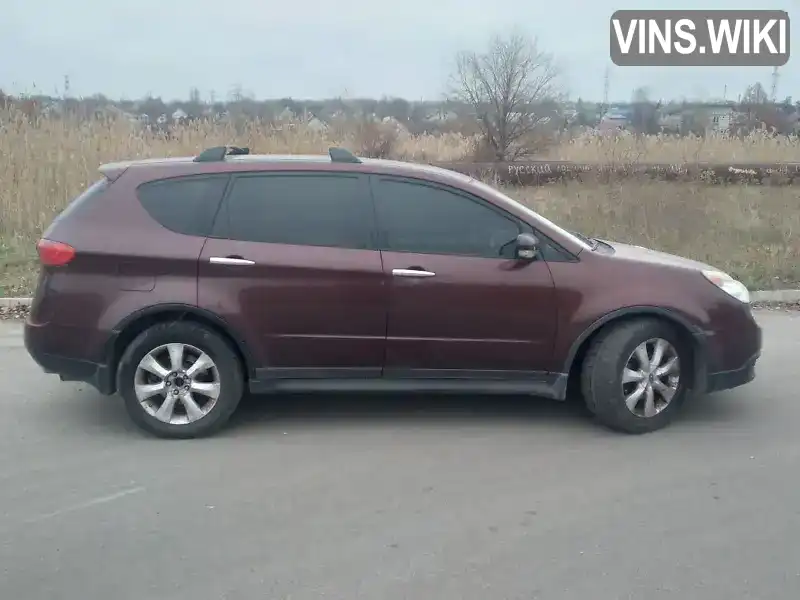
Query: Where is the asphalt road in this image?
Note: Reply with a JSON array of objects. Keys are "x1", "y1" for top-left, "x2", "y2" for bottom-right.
[{"x1": 1, "y1": 311, "x2": 799, "y2": 600}]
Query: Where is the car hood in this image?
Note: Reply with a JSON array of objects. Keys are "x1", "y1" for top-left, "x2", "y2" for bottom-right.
[{"x1": 601, "y1": 240, "x2": 717, "y2": 272}]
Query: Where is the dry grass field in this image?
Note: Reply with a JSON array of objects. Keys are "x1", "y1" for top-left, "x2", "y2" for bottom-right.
[{"x1": 1, "y1": 108, "x2": 799, "y2": 296}]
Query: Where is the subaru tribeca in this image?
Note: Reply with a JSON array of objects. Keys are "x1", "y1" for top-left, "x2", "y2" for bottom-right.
[{"x1": 24, "y1": 146, "x2": 762, "y2": 439}]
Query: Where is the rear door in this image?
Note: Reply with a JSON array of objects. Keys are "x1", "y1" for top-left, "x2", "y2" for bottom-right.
[{"x1": 198, "y1": 171, "x2": 387, "y2": 379}]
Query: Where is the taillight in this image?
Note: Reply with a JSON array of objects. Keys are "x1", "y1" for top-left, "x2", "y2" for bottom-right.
[{"x1": 37, "y1": 239, "x2": 76, "y2": 266}]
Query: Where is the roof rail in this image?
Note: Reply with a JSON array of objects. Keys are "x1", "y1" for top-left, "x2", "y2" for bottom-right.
[
  {"x1": 328, "y1": 147, "x2": 361, "y2": 164},
  {"x1": 194, "y1": 146, "x2": 250, "y2": 162}
]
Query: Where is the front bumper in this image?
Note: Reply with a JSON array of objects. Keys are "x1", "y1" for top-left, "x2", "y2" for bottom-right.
[
  {"x1": 705, "y1": 351, "x2": 760, "y2": 393},
  {"x1": 696, "y1": 315, "x2": 762, "y2": 394}
]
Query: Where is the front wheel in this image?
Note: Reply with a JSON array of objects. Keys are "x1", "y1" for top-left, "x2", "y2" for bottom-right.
[
  {"x1": 117, "y1": 322, "x2": 245, "y2": 439},
  {"x1": 581, "y1": 319, "x2": 690, "y2": 434}
]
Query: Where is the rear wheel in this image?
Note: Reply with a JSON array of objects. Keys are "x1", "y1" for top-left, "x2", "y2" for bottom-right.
[
  {"x1": 581, "y1": 319, "x2": 690, "y2": 434},
  {"x1": 117, "y1": 322, "x2": 244, "y2": 439}
]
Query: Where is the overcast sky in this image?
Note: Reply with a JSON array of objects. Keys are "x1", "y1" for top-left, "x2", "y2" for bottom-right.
[{"x1": 0, "y1": 0, "x2": 795, "y2": 103}]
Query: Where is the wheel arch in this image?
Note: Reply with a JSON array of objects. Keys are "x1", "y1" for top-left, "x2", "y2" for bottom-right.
[
  {"x1": 105, "y1": 304, "x2": 256, "y2": 394},
  {"x1": 563, "y1": 306, "x2": 707, "y2": 392}
]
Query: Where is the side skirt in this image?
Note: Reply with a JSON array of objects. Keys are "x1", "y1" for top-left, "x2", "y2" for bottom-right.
[{"x1": 249, "y1": 368, "x2": 569, "y2": 400}]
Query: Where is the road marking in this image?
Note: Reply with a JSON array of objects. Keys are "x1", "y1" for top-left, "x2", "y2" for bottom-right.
[{"x1": 21, "y1": 486, "x2": 145, "y2": 525}]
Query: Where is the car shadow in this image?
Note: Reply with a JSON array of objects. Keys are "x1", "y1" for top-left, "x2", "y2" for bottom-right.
[
  {"x1": 226, "y1": 387, "x2": 759, "y2": 436},
  {"x1": 25, "y1": 385, "x2": 143, "y2": 439},
  {"x1": 44, "y1": 384, "x2": 755, "y2": 440},
  {"x1": 225, "y1": 390, "x2": 601, "y2": 434},
  {"x1": 677, "y1": 389, "x2": 757, "y2": 426},
  {"x1": 40, "y1": 385, "x2": 601, "y2": 440}
]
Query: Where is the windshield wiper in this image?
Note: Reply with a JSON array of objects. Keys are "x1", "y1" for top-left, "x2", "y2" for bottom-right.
[{"x1": 572, "y1": 231, "x2": 599, "y2": 250}]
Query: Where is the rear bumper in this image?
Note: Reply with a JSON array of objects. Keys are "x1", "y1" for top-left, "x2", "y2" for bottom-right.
[{"x1": 24, "y1": 321, "x2": 115, "y2": 395}]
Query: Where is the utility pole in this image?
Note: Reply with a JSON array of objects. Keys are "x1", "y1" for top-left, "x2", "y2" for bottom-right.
[
  {"x1": 771, "y1": 66, "x2": 779, "y2": 102},
  {"x1": 603, "y1": 65, "x2": 610, "y2": 114}
]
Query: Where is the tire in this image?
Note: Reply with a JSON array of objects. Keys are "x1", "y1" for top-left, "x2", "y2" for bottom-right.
[
  {"x1": 581, "y1": 318, "x2": 690, "y2": 434},
  {"x1": 117, "y1": 321, "x2": 244, "y2": 439}
]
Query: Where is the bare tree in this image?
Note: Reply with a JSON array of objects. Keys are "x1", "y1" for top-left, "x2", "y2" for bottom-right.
[
  {"x1": 742, "y1": 82, "x2": 769, "y2": 104},
  {"x1": 451, "y1": 32, "x2": 560, "y2": 161},
  {"x1": 630, "y1": 87, "x2": 660, "y2": 134}
]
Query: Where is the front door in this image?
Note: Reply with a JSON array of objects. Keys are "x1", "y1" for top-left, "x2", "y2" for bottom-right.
[
  {"x1": 371, "y1": 175, "x2": 558, "y2": 376},
  {"x1": 198, "y1": 172, "x2": 387, "y2": 379}
]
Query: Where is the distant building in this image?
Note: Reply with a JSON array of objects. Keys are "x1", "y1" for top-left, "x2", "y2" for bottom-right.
[
  {"x1": 598, "y1": 111, "x2": 629, "y2": 132},
  {"x1": 171, "y1": 108, "x2": 188, "y2": 122},
  {"x1": 305, "y1": 116, "x2": 328, "y2": 132},
  {"x1": 790, "y1": 113, "x2": 800, "y2": 134},
  {"x1": 381, "y1": 116, "x2": 409, "y2": 134},
  {"x1": 425, "y1": 109, "x2": 458, "y2": 122},
  {"x1": 657, "y1": 113, "x2": 683, "y2": 133},
  {"x1": 707, "y1": 106, "x2": 736, "y2": 132},
  {"x1": 41, "y1": 101, "x2": 65, "y2": 117},
  {"x1": 276, "y1": 107, "x2": 295, "y2": 121}
]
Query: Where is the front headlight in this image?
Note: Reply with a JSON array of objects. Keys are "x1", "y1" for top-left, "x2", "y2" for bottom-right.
[{"x1": 702, "y1": 270, "x2": 750, "y2": 303}]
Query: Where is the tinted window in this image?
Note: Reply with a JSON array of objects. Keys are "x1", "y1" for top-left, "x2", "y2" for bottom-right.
[
  {"x1": 374, "y1": 179, "x2": 520, "y2": 258},
  {"x1": 137, "y1": 175, "x2": 229, "y2": 237},
  {"x1": 214, "y1": 174, "x2": 372, "y2": 249}
]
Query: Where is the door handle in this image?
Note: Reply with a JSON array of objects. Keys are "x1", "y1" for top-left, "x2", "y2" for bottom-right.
[
  {"x1": 209, "y1": 256, "x2": 255, "y2": 266},
  {"x1": 392, "y1": 268, "x2": 436, "y2": 278}
]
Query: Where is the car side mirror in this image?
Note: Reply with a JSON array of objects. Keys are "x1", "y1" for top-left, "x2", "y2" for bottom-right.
[{"x1": 515, "y1": 233, "x2": 539, "y2": 261}]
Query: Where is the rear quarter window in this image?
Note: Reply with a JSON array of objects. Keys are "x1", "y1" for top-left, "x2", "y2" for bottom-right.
[{"x1": 136, "y1": 175, "x2": 230, "y2": 237}]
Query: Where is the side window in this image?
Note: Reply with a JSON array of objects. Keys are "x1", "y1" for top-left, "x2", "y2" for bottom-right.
[
  {"x1": 374, "y1": 178, "x2": 520, "y2": 258},
  {"x1": 137, "y1": 175, "x2": 229, "y2": 237},
  {"x1": 214, "y1": 174, "x2": 372, "y2": 250}
]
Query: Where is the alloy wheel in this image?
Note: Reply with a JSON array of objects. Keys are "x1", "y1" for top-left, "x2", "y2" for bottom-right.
[
  {"x1": 133, "y1": 343, "x2": 221, "y2": 425},
  {"x1": 621, "y1": 338, "x2": 681, "y2": 418}
]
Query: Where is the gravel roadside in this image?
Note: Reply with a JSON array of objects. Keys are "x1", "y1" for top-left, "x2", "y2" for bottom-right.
[{"x1": 3, "y1": 301, "x2": 798, "y2": 321}]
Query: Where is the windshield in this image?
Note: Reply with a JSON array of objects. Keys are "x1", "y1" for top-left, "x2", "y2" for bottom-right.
[{"x1": 468, "y1": 179, "x2": 595, "y2": 252}]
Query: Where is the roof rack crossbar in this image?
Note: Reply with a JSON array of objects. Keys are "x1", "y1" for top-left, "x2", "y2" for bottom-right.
[
  {"x1": 194, "y1": 146, "x2": 251, "y2": 162},
  {"x1": 328, "y1": 147, "x2": 361, "y2": 164}
]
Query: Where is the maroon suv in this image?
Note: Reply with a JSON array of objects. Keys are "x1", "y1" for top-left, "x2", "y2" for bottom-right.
[{"x1": 24, "y1": 146, "x2": 761, "y2": 438}]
